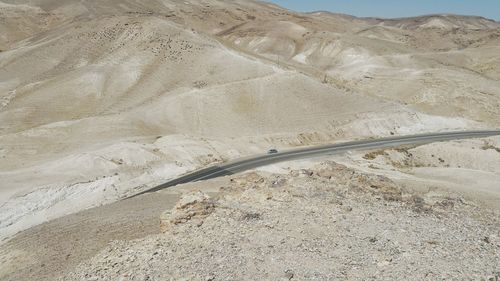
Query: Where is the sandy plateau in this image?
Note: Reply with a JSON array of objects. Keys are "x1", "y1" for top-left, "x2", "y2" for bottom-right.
[{"x1": 0, "y1": 0, "x2": 499, "y2": 280}]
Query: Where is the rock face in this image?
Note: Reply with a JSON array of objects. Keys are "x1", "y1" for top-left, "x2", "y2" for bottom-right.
[{"x1": 160, "y1": 191, "x2": 215, "y2": 232}]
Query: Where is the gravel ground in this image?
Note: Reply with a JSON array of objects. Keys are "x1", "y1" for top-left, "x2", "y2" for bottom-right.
[{"x1": 62, "y1": 161, "x2": 500, "y2": 281}]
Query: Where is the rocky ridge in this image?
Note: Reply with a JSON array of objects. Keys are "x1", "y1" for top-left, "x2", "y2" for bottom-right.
[{"x1": 62, "y1": 161, "x2": 500, "y2": 281}]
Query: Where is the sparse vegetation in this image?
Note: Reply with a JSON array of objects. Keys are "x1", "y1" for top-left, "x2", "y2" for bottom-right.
[
  {"x1": 363, "y1": 150, "x2": 387, "y2": 160},
  {"x1": 240, "y1": 212, "x2": 261, "y2": 221},
  {"x1": 193, "y1": 80, "x2": 208, "y2": 88},
  {"x1": 481, "y1": 142, "x2": 500, "y2": 153}
]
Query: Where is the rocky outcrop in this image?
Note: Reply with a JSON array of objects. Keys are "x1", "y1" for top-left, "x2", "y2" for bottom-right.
[
  {"x1": 160, "y1": 191, "x2": 215, "y2": 232},
  {"x1": 312, "y1": 161, "x2": 402, "y2": 201},
  {"x1": 62, "y1": 161, "x2": 499, "y2": 281}
]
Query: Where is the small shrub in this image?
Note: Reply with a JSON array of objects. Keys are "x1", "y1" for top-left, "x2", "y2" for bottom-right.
[{"x1": 481, "y1": 142, "x2": 500, "y2": 153}]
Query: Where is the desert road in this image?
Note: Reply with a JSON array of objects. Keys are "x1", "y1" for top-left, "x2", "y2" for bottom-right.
[{"x1": 130, "y1": 130, "x2": 500, "y2": 198}]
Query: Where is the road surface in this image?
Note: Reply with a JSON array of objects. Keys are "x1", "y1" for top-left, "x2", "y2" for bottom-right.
[{"x1": 130, "y1": 130, "x2": 500, "y2": 198}]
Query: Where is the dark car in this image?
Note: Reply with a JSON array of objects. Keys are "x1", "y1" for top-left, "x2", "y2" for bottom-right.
[{"x1": 267, "y1": 149, "x2": 278, "y2": 154}]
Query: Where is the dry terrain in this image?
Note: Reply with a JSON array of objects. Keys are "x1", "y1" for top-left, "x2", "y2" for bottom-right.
[
  {"x1": 1, "y1": 138, "x2": 499, "y2": 281},
  {"x1": 0, "y1": 0, "x2": 499, "y2": 280}
]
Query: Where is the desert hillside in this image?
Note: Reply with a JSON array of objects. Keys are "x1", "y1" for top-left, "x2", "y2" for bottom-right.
[
  {"x1": 1, "y1": 138, "x2": 499, "y2": 281},
  {"x1": 0, "y1": 1, "x2": 499, "y2": 279},
  {"x1": 1, "y1": 0, "x2": 499, "y2": 240}
]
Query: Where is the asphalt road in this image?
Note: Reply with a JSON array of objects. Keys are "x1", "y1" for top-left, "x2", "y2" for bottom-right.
[{"x1": 130, "y1": 130, "x2": 500, "y2": 198}]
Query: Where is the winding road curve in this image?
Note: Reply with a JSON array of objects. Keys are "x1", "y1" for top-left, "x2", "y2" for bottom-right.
[{"x1": 130, "y1": 130, "x2": 500, "y2": 198}]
